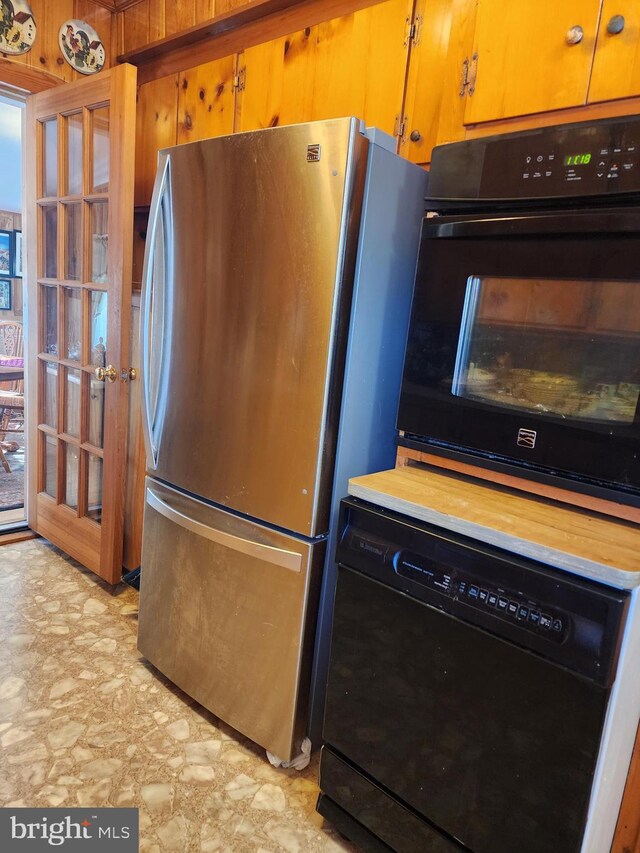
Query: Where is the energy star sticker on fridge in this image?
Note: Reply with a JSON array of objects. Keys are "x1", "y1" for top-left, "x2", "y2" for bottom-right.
[{"x1": 137, "y1": 118, "x2": 427, "y2": 761}]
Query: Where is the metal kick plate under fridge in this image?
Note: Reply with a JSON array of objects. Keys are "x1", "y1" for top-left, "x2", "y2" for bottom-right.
[
  {"x1": 137, "y1": 479, "x2": 325, "y2": 761},
  {"x1": 142, "y1": 118, "x2": 368, "y2": 538}
]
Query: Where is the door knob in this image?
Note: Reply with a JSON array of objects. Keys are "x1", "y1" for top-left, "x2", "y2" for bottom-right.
[
  {"x1": 121, "y1": 367, "x2": 137, "y2": 382},
  {"x1": 566, "y1": 25, "x2": 584, "y2": 45},
  {"x1": 607, "y1": 15, "x2": 625, "y2": 34},
  {"x1": 95, "y1": 364, "x2": 118, "y2": 383},
  {"x1": 410, "y1": 129, "x2": 422, "y2": 143}
]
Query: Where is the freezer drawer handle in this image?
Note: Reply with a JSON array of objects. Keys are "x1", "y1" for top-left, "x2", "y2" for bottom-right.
[{"x1": 146, "y1": 488, "x2": 302, "y2": 573}]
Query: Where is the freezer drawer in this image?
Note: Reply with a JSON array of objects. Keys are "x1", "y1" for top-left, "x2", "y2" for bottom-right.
[{"x1": 138, "y1": 478, "x2": 325, "y2": 760}]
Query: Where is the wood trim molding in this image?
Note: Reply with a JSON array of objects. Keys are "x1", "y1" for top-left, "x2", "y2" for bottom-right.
[
  {"x1": 118, "y1": 0, "x2": 382, "y2": 83},
  {"x1": 91, "y1": 0, "x2": 118, "y2": 10},
  {"x1": 0, "y1": 58, "x2": 62, "y2": 94},
  {"x1": 114, "y1": 0, "x2": 145, "y2": 9}
]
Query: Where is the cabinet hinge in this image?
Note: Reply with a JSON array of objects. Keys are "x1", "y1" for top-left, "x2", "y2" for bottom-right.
[
  {"x1": 233, "y1": 66, "x2": 246, "y2": 92},
  {"x1": 404, "y1": 13, "x2": 422, "y2": 47},
  {"x1": 459, "y1": 52, "x2": 478, "y2": 97},
  {"x1": 394, "y1": 114, "x2": 408, "y2": 142}
]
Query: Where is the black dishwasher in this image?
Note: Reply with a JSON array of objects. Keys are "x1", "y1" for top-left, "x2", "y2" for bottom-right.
[{"x1": 317, "y1": 498, "x2": 629, "y2": 853}]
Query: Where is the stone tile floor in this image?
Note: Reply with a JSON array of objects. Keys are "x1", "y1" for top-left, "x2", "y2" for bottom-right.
[{"x1": 0, "y1": 539, "x2": 359, "y2": 853}]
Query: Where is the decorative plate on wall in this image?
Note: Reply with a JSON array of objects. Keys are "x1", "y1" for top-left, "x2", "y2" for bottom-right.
[
  {"x1": 0, "y1": 0, "x2": 37, "y2": 56},
  {"x1": 59, "y1": 19, "x2": 105, "y2": 75}
]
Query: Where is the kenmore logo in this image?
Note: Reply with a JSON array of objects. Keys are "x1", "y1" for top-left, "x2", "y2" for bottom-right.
[
  {"x1": 306, "y1": 143, "x2": 321, "y2": 162},
  {"x1": 517, "y1": 428, "x2": 537, "y2": 449}
]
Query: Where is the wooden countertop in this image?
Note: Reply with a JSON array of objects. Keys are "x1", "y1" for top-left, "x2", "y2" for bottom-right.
[{"x1": 348, "y1": 466, "x2": 640, "y2": 590}]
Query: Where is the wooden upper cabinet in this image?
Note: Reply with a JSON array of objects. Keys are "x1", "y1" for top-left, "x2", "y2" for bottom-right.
[
  {"x1": 237, "y1": 0, "x2": 414, "y2": 137},
  {"x1": 399, "y1": 0, "x2": 453, "y2": 164},
  {"x1": 590, "y1": 0, "x2": 640, "y2": 103},
  {"x1": 463, "y1": 0, "x2": 601, "y2": 125}
]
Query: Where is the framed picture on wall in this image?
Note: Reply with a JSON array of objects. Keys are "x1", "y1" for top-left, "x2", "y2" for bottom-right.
[
  {"x1": 14, "y1": 231, "x2": 22, "y2": 278},
  {"x1": 0, "y1": 231, "x2": 12, "y2": 277},
  {"x1": 0, "y1": 280, "x2": 12, "y2": 310}
]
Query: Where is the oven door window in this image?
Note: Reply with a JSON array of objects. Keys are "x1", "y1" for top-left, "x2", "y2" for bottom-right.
[{"x1": 453, "y1": 275, "x2": 640, "y2": 424}]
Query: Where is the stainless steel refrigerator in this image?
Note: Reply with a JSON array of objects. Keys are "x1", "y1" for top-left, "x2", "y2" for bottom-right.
[{"x1": 138, "y1": 118, "x2": 427, "y2": 761}]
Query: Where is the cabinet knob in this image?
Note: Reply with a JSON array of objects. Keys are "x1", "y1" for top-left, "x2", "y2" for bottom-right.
[
  {"x1": 410, "y1": 129, "x2": 422, "y2": 143},
  {"x1": 566, "y1": 25, "x2": 584, "y2": 45},
  {"x1": 607, "y1": 14, "x2": 625, "y2": 34}
]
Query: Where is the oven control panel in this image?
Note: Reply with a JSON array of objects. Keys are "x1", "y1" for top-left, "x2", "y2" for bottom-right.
[
  {"x1": 428, "y1": 115, "x2": 640, "y2": 201},
  {"x1": 394, "y1": 548, "x2": 568, "y2": 642}
]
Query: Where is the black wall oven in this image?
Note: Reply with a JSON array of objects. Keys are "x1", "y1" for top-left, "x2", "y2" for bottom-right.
[{"x1": 397, "y1": 117, "x2": 640, "y2": 505}]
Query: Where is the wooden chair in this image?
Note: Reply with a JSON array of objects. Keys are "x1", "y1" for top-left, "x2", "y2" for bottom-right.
[{"x1": 0, "y1": 321, "x2": 24, "y2": 474}]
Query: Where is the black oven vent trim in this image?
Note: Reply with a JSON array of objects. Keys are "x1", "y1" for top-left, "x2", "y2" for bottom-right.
[{"x1": 397, "y1": 434, "x2": 640, "y2": 509}]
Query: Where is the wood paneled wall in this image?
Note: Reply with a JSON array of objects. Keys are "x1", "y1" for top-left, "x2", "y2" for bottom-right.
[
  {"x1": 117, "y1": 0, "x2": 247, "y2": 56},
  {"x1": 0, "y1": 1, "x2": 116, "y2": 85}
]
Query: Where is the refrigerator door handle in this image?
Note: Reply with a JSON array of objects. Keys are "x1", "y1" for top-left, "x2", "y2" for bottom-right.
[
  {"x1": 146, "y1": 487, "x2": 303, "y2": 573},
  {"x1": 140, "y1": 154, "x2": 173, "y2": 469}
]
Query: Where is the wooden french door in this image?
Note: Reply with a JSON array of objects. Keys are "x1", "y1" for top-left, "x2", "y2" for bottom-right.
[{"x1": 25, "y1": 65, "x2": 137, "y2": 583}]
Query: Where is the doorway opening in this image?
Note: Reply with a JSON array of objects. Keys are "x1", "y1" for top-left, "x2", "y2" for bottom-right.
[{"x1": 0, "y1": 90, "x2": 26, "y2": 529}]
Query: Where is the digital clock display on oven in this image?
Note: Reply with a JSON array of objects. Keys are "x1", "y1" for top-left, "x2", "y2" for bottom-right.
[{"x1": 564, "y1": 153, "x2": 592, "y2": 166}]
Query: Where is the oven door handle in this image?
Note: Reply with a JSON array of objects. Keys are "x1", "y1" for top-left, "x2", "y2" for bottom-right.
[{"x1": 424, "y1": 209, "x2": 640, "y2": 238}]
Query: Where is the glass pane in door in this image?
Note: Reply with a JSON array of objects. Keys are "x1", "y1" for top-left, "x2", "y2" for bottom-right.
[
  {"x1": 90, "y1": 203, "x2": 108, "y2": 283},
  {"x1": 64, "y1": 443, "x2": 79, "y2": 510},
  {"x1": 41, "y1": 285, "x2": 57, "y2": 355},
  {"x1": 43, "y1": 435, "x2": 57, "y2": 499},
  {"x1": 42, "y1": 119, "x2": 58, "y2": 198},
  {"x1": 90, "y1": 290, "x2": 107, "y2": 366},
  {"x1": 91, "y1": 107, "x2": 109, "y2": 193},
  {"x1": 64, "y1": 203, "x2": 82, "y2": 282},
  {"x1": 89, "y1": 380, "x2": 104, "y2": 448},
  {"x1": 66, "y1": 113, "x2": 83, "y2": 196},
  {"x1": 64, "y1": 368, "x2": 81, "y2": 438},
  {"x1": 86, "y1": 453, "x2": 103, "y2": 523},
  {"x1": 42, "y1": 206, "x2": 58, "y2": 279},
  {"x1": 64, "y1": 288, "x2": 82, "y2": 361},
  {"x1": 43, "y1": 362, "x2": 58, "y2": 429}
]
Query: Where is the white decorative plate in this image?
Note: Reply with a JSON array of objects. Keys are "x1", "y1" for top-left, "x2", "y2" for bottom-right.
[
  {"x1": 0, "y1": 0, "x2": 36, "y2": 56},
  {"x1": 59, "y1": 19, "x2": 105, "y2": 75}
]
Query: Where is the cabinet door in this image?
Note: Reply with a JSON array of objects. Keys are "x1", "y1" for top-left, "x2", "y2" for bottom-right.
[
  {"x1": 590, "y1": 0, "x2": 640, "y2": 103},
  {"x1": 399, "y1": 0, "x2": 453, "y2": 164},
  {"x1": 464, "y1": 0, "x2": 602, "y2": 125},
  {"x1": 237, "y1": 0, "x2": 413, "y2": 137},
  {"x1": 177, "y1": 56, "x2": 236, "y2": 144}
]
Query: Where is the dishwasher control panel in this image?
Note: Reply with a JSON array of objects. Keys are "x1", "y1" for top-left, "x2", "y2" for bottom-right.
[
  {"x1": 339, "y1": 498, "x2": 629, "y2": 687},
  {"x1": 395, "y1": 549, "x2": 567, "y2": 642}
]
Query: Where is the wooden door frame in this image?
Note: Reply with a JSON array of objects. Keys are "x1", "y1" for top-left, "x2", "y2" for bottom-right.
[
  {"x1": 0, "y1": 61, "x2": 62, "y2": 531},
  {"x1": 0, "y1": 58, "x2": 62, "y2": 96}
]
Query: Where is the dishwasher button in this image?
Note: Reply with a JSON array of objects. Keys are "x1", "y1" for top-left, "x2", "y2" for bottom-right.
[
  {"x1": 478, "y1": 589, "x2": 489, "y2": 603},
  {"x1": 518, "y1": 606, "x2": 530, "y2": 620},
  {"x1": 540, "y1": 614, "x2": 553, "y2": 630},
  {"x1": 528, "y1": 610, "x2": 541, "y2": 626},
  {"x1": 507, "y1": 601, "x2": 519, "y2": 617},
  {"x1": 487, "y1": 592, "x2": 498, "y2": 607},
  {"x1": 552, "y1": 618, "x2": 563, "y2": 632},
  {"x1": 497, "y1": 596, "x2": 509, "y2": 611},
  {"x1": 468, "y1": 585, "x2": 479, "y2": 599}
]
